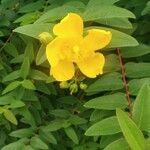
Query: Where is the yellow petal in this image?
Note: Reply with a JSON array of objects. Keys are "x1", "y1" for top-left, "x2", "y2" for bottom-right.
[
  {"x1": 46, "y1": 37, "x2": 82, "y2": 66},
  {"x1": 83, "y1": 29, "x2": 112, "y2": 51},
  {"x1": 53, "y1": 13, "x2": 83, "y2": 37},
  {"x1": 46, "y1": 38, "x2": 62, "y2": 67},
  {"x1": 50, "y1": 60, "x2": 75, "y2": 81},
  {"x1": 77, "y1": 53, "x2": 105, "y2": 78}
]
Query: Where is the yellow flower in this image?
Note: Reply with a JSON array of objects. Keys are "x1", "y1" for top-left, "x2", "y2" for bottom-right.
[{"x1": 46, "y1": 13, "x2": 112, "y2": 81}]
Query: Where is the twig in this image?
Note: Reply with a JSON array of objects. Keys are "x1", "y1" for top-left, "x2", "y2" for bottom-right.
[
  {"x1": 0, "y1": 32, "x2": 14, "y2": 52},
  {"x1": 116, "y1": 48, "x2": 132, "y2": 117}
]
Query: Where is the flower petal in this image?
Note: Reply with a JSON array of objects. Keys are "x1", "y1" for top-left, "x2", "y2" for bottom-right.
[
  {"x1": 83, "y1": 29, "x2": 112, "y2": 51},
  {"x1": 50, "y1": 60, "x2": 75, "y2": 81},
  {"x1": 46, "y1": 38, "x2": 61, "y2": 67},
  {"x1": 53, "y1": 13, "x2": 83, "y2": 37},
  {"x1": 77, "y1": 53, "x2": 105, "y2": 78}
]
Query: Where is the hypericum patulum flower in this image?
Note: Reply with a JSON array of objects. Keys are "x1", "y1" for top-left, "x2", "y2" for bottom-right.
[{"x1": 46, "y1": 13, "x2": 112, "y2": 81}]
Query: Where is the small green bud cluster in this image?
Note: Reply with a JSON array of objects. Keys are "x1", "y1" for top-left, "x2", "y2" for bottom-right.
[{"x1": 59, "y1": 81, "x2": 88, "y2": 95}]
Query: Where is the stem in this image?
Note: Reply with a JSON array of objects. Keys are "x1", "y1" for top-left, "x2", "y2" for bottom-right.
[
  {"x1": 0, "y1": 32, "x2": 14, "y2": 52},
  {"x1": 116, "y1": 48, "x2": 132, "y2": 117}
]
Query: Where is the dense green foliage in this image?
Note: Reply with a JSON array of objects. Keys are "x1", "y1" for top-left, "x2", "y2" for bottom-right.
[{"x1": 0, "y1": 0, "x2": 150, "y2": 149}]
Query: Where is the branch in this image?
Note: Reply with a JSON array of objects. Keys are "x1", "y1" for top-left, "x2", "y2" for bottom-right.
[{"x1": 117, "y1": 48, "x2": 132, "y2": 117}]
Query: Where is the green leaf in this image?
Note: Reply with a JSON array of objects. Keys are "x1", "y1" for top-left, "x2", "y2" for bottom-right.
[
  {"x1": 104, "y1": 54, "x2": 120, "y2": 73},
  {"x1": 14, "y1": 12, "x2": 40, "y2": 25},
  {"x1": 36, "y1": 44, "x2": 46, "y2": 65},
  {"x1": 100, "y1": 133, "x2": 123, "y2": 148},
  {"x1": 64, "y1": 127, "x2": 79, "y2": 144},
  {"x1": 146, "y1": 138, "x2": 150, "y2": 149},
  {"x1": 96, "y1": 18, "x2": 132, "y2": 29},
  {"x1": 2, "y1": 81, "x2": 21, "y2": 95},
  {"x1": 24, "y1": 42, "x2": 34, "y2": 63},
  {"x1": 40, "y1": 129, "x2": 57, "y2": 145},
  {"x1": 13, "y1": 23, "x2": 53, "y2": 39},
  {"x1": 35, "y1": 81, "x2": 51, "y2": 95},
  {"x1": 125, "y1": 62, "x2": 150, "y2": 78},
  {"x1": 86, "y1": 72, "x2": 123, "y2": 95},
  {"x1": 9, "y1": 100, "x2": 25, "y2": 108},
  {"x1": 29, "y1": 69, "x2": 49, "y2": 81},
  {"x1": 1, "y1": 142, "x2": 24, "y2": 150},
  {"x1": 30, "y1": 136, "x2": 48, "y2": 150},
  {"x1": 86, "y1": 0, "x2": 119, "y2": 8},
  {"x1": 104, "y1": 138, "x2": 130, "y2": 150},
  {"x1": 141, "y1": 1, "x2": 150, "y2": 15},
  {"x1": 21, "y1": 80, "x2": 36, "y2": 90},
  {"x1": 69, "y1": 115, "x2": 87, "y2": 125},
  {"x1": 4, "y1": 43, "x2": 18, "y2": 57},
  {"x1": 90, "y1": 110, "x2": 114, "y2": 122},
  {"x1": 20, "y1": 57, "x2": 30, "y2": 79},
  {"x1": 11, "y1": 54, "x2": 24, "y2": 64},
  {"x1": 85, "y1": 116, "x2": 121, "y2": 136},
  {"x1": 22, "y1": 145, "x2": 35, "y2": 150},
  {"x1": 83, "y1": 5, "x2": 135, "y2": 21},
  {"x1": 35, "y1": 5, "x2": 79, "y2": 23},
  {"x1": 50, "y1": 109, "x2": 70, "y2": 118},
  {"x1": 10, "y1": 128, "x2": 34, "y2": 138},
  {"x1": 42, "y1": 119, "x2": 64, "y2": 132},
  {"x1": 84, "y1": 93, "x2": 128, "y2": 110},
  {"x1": 128, "y1": 78, "x2": 150, "y2": 96},
  {"x1": 19, "y1": 0, "x2": 44, "y2": 13},
  {"x1": 2, "y1": 70, "x2": 20, "y2": 82},
  {"x1": 0, "y1": 96, "x2": 14, "y2": 105},
  {"x1": 3, "y1": 109, "x2": 18, "y2": 125},
  {"x1": 116, "y1": 108, "x2": 145, "y2": 150},
  {"x1": 121, "y1": 44, "x2": 150, "y2": 58},
  {"x1": 132, "y1": 84, "x2": 150, "y2": 132}
]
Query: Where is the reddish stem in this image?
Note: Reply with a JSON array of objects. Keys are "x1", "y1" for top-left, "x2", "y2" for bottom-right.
[{"x1": 117, "y1": 48, "x2": 132, "y2": 117}]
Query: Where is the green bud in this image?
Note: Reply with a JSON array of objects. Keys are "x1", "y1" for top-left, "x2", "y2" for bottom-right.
[
  {"x1": 38, "y1": 32, "x2": 53, "y2": 45},
  {"x1": 80, "y1": 82, "x2": 88, "y2": 90},
  {"x1": 60, "y1": 81, "x2": 70, "y2": 89},
  {"x1": 70, "y1": 83, "x2": 78, "y2": 94}
]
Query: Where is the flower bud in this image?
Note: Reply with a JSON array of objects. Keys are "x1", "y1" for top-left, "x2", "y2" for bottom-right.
[
  {"x1": 80, "y1": 82, "x2": 87, "y2": 90},
  {"x1": 70, "y1": 83, "x2": 78, "y2": 94},
  {"x1": 60, "y1": 81, "x2": 70, "y2": 89},
  {"x1": 38, "y1": 32, "x2": 53, "y2": 45}
]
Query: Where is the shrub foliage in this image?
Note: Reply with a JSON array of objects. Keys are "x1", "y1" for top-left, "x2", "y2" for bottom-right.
[{"x1": 0, "y1": 0, "x2": 150, "y2": 149}]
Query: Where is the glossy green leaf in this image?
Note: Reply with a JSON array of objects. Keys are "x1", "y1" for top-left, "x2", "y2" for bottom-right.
[
  {"x1": 2, "y1": 70, "x2": 20, "y2": 82},
  {"x1": 116, "y1": 109, "x2": 145, "y2": 150},
  {"x1": 128, "y1": 78, "x2": 150, "y2": 96},
  {"x1": 29, "y1": 69, "x2": 50, "y2": 81},
  {"x1": 104, "y1": 138, "x2": 130, "y2": 150},
  {"x1": 83, "y1": 5, "x2": 135, "y2": 21},
  {"x1": 121, "y1": 44, "x2": 150, "y2": 58},
  {"x1": 132, "y1": 84, "x2": 150, "y2": 132},
  {"x1": 30, "y1": 136, "x2": 48, "y2": 150},
  {"x1": 126, "y1": 62, "x2": 150, "y2": 78},
  {"x1": 64, "y1": 127, "x2": 79, "y2": 144},
  {"x1": 3, "y1": 109, "x2": 18, "y2": 125},
  {"x1": 13, "y1": 23, "x2": 53, "y2": 39},
  {"x1": 84, "y1": 93, "x2": 127, "y2": 110},
  {"x1": 36, "y1": 44, "x2": 46, "y2": 65},
  {"x1": 1, "y1": 142, "x2": 24, "y2": 150},
  {"x1": 21, "y1": 80, "x2": 36, "y2": 90},
  {"x1": 96, "y1": 17, "x2": 132, "y2": 29},
  {"x1": 20, "y1": 57, "x2": 30, "y2": 79},
  {"x1": 85, "y1": 116, "x2": 121, "y2": 136},
  {"x1": 2, "y1": 81, "x2": 21, "y2": 95},
  {"x1": 10, "y1": 128, "x2": 34, "y2": 138},
  {"x1": 35, "y1": 5, "x2": 79, "y2": 23},
  {"x1": 86, "y1": 72, "x2": 123, "y2": 95}
]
